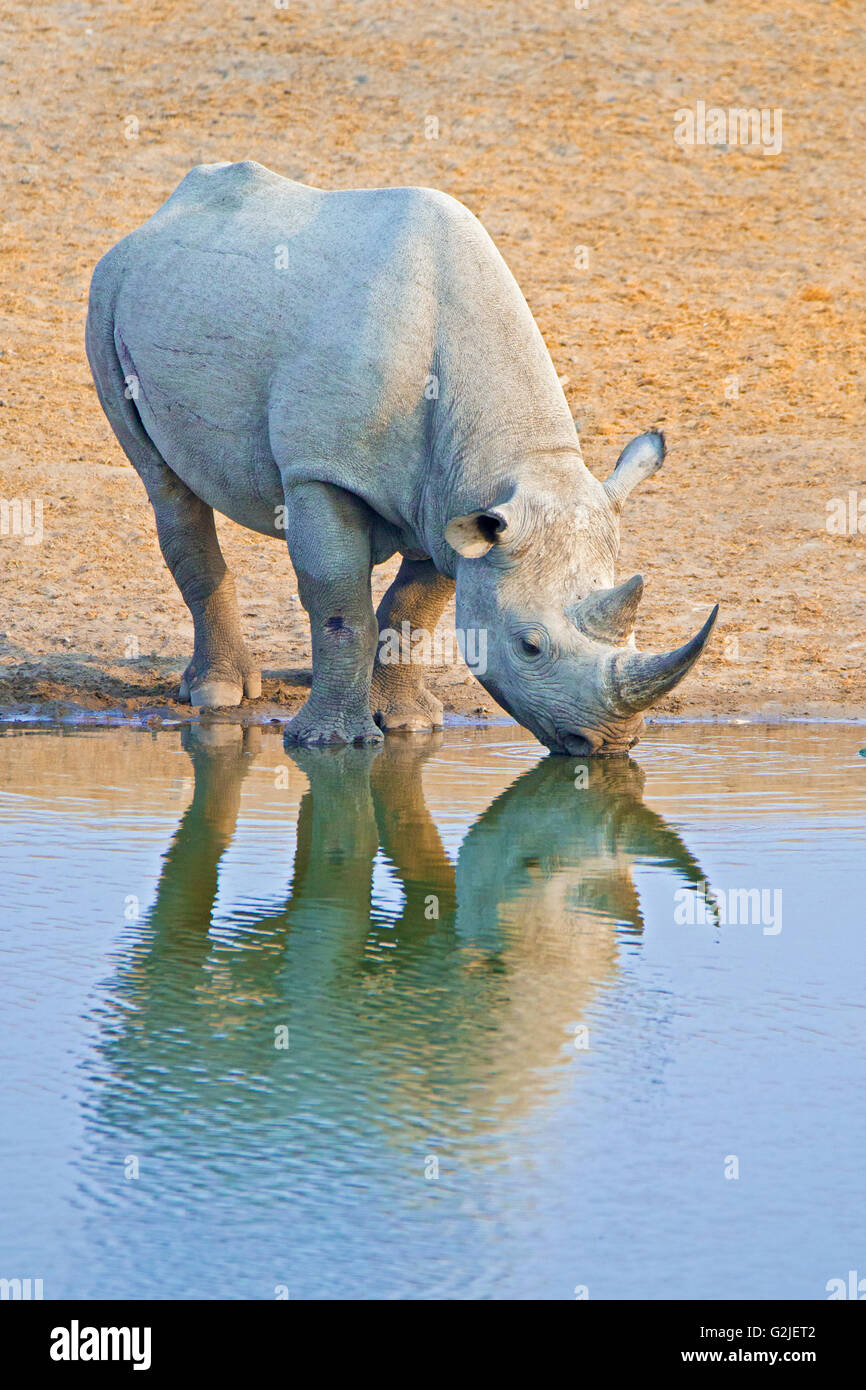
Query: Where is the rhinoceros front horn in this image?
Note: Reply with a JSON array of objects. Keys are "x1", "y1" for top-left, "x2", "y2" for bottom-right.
[{"x1": 607, "y1": 605, "x2": 720, "y2": 715}]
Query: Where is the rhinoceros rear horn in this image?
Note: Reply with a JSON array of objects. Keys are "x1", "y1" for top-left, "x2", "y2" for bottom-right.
[
  {"x1": 604, "y1": 431, "x2": 666, "y2": 511},
  {"x1": 607, "y1": 605, "x2": 719, "y2": 714},
  {"x1": 570, "y1": 574, "x2": 645, "y2": 643}
]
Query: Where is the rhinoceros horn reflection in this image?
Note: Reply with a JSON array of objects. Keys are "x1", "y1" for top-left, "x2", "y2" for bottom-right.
[{"x1": 98, "y1": 726, "x2": 710, "y2": 1141}]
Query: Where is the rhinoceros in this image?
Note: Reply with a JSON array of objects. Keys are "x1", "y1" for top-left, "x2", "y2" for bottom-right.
[{"x1": 86, "y1": 160, "x2": 717, "y2": 754}]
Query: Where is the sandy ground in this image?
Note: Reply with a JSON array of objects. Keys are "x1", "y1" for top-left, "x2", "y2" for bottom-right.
[{"x1": 0, "y1": 0, "x2": 863, "y2": 725}]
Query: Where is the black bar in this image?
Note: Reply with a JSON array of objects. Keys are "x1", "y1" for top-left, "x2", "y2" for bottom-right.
[{"x1": 1, "y1": 1299, "x2": 862, "y2": 1374}]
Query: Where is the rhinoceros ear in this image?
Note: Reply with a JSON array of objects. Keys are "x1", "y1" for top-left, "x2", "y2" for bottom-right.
[
  {"x1": 445, "y1": 503, "x2": 517, "y2": 558},
  {"x1": 604, "y1": 431, "x2": 666, "y2": 511}
]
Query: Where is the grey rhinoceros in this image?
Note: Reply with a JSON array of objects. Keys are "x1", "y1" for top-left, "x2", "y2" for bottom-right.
[{"x1": 86, "y1": 160, "x2": 717, "y2": 754}]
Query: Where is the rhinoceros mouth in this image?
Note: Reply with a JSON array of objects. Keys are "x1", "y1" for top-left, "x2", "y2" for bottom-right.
[
  {"x1": 558, "y1": 732, "x2": 595, "y2": 757},
  {"x1": 545, "y1": 727, "x2": 640, "y2": 758}
]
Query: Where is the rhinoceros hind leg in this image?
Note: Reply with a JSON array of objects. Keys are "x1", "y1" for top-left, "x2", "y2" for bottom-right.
[
  {"x1": 371, "y1": 557, "x2": 454, "y2": 731},
  {"x1": 84, "y1": 317, "x2": 260, "y2": 709},
  {"x1": 149, "y1": 473, "x2": 261, "y2": 708}
]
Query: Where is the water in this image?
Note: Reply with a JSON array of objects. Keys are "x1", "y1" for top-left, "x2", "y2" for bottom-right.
[{"x1": 0, "y1": 720, "x2": 864, "y2": 1300}]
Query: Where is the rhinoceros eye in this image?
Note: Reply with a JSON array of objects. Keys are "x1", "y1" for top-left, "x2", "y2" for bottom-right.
[
  {"x1": 517, "y1": 623, "x2": 552, "y2": 658},
  {"x1": 514, "y1": 626, "x2": 551, "y2": 663}
]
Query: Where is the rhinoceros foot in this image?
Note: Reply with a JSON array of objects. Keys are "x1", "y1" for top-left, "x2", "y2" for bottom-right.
[
  {"x1": 179, "y1": 660, "x2": 262, "y2": 708},
  {"x1": 285, "y1": 702, "x2": 384, "y2": 747},
  {"x1": 370, "y1": 676, "x2": 444, "y2": 733}
]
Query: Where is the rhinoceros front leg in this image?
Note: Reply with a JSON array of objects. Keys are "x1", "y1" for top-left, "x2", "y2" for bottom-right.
[
  {"x1": 149, "y1": 471, "x2": 261, "y2": 707},
  {"x1": 283, "y1": 481, "x2": 383, "y2": 745},
  {"x1": 370, "y1": 557, "x2": 455, "y2": 731}
]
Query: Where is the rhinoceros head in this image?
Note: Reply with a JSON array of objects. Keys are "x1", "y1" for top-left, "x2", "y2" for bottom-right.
[{"x1": 445, "y1": 431, "x2": 718, "y2": 755}]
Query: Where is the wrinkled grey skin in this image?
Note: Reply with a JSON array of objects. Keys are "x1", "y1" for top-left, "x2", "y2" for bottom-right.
[{"x1": 86, "y1": 160, "x2": 717, "y2": 752}]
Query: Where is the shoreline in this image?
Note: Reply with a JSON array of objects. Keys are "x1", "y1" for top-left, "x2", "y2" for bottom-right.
[{"x1": 1, "y1": 699, "x2": 864, "y2": 733}]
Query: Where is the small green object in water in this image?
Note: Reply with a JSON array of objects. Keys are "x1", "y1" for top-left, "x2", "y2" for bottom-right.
[{"x1": 860, "y1": 749, "x2": 866, "y2": 758}]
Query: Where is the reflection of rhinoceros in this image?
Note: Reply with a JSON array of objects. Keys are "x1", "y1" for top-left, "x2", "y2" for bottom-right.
[{"x1": 93, "y1": 727, "x2": 709, "y2": 1154}]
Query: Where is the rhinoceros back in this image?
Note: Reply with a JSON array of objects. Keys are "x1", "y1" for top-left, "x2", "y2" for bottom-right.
[
  {"x1": 89, "y1": 161, "x2": 573, "y2": 542},
  {"x1": 90, "y1": 164, "x2": 456, "y2": 534}
]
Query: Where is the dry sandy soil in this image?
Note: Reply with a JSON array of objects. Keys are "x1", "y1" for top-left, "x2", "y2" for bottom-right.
[{"x1": 0, "y1": 0, "x2": 864, "y2": 726}]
